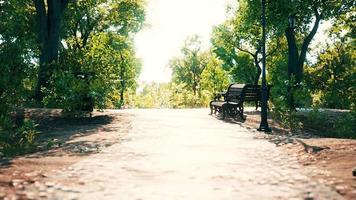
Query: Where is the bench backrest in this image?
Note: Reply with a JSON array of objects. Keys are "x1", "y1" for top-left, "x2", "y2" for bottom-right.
[
  {"x1": 225, "y1": 84, "x2": 246, "y2": 102},
  {"x1": 244, "y1": 84, "x2": 261, "y2": 102},
  {"x1": 226, "y1": 84, "x2": 272, "y2": 103}
]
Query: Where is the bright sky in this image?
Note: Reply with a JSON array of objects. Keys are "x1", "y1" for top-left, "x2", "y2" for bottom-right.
[
  {"x1": 135, "y1": 0, "x2": 332, "y2": 83},
  {"x1": 135, "y1": 0, "x2": 231, "y2": 83}
]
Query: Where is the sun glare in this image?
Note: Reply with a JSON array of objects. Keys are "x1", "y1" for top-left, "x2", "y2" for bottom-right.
[{"x1": 135, "y1": 0, "x2": 232, "y2": 83}]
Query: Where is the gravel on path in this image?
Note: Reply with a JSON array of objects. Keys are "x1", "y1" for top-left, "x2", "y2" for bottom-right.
[{"x1": 24, "y1": 109, "x2": 344, "y2": 200}]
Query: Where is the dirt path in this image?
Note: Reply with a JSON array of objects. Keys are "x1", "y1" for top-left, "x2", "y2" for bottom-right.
[{"x1": 17, "y1": 109, "x2": 346, "y2": 200}]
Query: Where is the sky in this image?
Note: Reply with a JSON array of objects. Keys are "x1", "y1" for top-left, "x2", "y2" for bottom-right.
[
  {"x1": 134, "y1": 0, "x2": 331, "y2": 83},
  {"x1": 135, "y1": 0, "x2": 232, "y2": 83}
]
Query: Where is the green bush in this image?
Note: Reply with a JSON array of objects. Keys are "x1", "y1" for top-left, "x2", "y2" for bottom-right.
[
  {"x1": 43, "y1": 70, "x2": 95, "y2": 113},
  {"x1": 305, "y1": 39, "x2": 355, "y2": 110},
  {"x1": 169, "y1": 84, "x2": 212, "y2": 108},
  {"x1": 301, "y1": 109, "x2": 356, "y2": 139},
  {"x1": 0, "y1": 115, "x2": 39, "y2": 157}
]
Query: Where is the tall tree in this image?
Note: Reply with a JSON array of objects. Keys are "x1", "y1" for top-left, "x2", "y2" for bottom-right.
[
  {"x1": 62, "y1": 0, "x2": 145, "y2": 51},
  {"x1": 170, "y1": 35, "x2": 208, "y2": 96},
  {"x1": 235, "y1": 0, "x2": 354, "y2": 109},
  {"x1": 267, "y1": 0, "x2": 355, "y2": 83},
  {"x1": 211, "y1": 1, "x2": 279, "y2": 85},
  {"x1": 59, "y1": 0, "x2": 145, "y2": 108},
  {"x1": 33, "y1": 0, "x2": 70, "y2": 101},
  {"x1": 0, "y1": 0, "x2": 36, "y2": 112},
  {"x1": 212, "y1": 22, "x2": 261, "y2": 85}
]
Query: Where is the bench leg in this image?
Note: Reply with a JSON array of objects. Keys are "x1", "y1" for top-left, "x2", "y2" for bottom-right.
[
  {"x1": 239, "y1": 106, "x2": 244, "y2": 119},
  {"x1": 221, "y1": 105, "x2": 227, "y2": 120},
  {"x1": 255, "y1": 101, "x2": 259, "y2": 110},
  {"x1": 209, "y1": 101, "x2": 213, "y2": 115}
]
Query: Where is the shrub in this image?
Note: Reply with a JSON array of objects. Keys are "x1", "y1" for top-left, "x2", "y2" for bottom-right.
[
  {"x1": 0, "y1": 115, "x2": 39, "y2": 157},
  {"x1": 301, "y1": 109, "x2": 356, "y2": 139},
  {"x1": 43, "y1": 71, "x2": 95, "y2": 114}
]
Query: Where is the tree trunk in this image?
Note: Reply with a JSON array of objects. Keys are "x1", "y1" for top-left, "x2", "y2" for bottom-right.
[
  {"x1": 253, "y1": 55, "x2": 261, "y2": 85},
  {"x1": 33, "y1": 0, "x2": 68, "y2": 102},
  {"x1": 285, "y1": 27, "x2": 299, "y2": 80},
  {"x1": 118, "y1": 51, "x2": 126, "y2": 109},
  {"x1": 192, "y1": 74, "x2": 197, "y2": 96},
  {"x1": 284, "y1": 14, "x2": 321, "y2": 109},
  {"x1": 297, "y1": 15, "x2": 321, "y2": 83},
  {"x1": 236, "y1": 47, "x2": 262, "y2": 85},
  {"x1": 119, "y1": 67, "x2": 125, "y2": 109},
  {"x1": 285, "y1": 27, "x2": 299, "y2": 110}
]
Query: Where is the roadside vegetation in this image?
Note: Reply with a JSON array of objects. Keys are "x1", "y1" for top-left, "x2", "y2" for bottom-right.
[{"x1": 0, "y1": 0, "x2": 145, "y2": 156}]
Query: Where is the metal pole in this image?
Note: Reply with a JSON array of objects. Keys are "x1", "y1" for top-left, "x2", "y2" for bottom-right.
[{"x1": 258, "y1": 0, "x2": 271, "y2": 132}]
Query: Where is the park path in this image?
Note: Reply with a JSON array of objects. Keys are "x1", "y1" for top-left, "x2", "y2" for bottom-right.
[{"x1": 25, "y1": 109, "x2": 342, "y2": 200}]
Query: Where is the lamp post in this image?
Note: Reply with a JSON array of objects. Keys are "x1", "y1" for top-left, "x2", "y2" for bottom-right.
[{"x1": 258, "y1": 0, "x2": 271, "y2": 132}]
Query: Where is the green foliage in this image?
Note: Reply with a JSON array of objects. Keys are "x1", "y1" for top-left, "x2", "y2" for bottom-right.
[
  {"x1": 230, "y1": 53, "x2": 256, "y2": 83},
  {"x1": 133, "y1": 82, "x2": 171, "y2": 108},
  {"x1": 169, "y1": 35, "x2": 229, "y2": 108},
  {"x1": 302, "y1": 109, "x2": 356, "y2": 139},
  {"x1": 63, "y1": 0, "x2": 146, "y2": 49},
  {"x1": 305, "y1": 38, "x2": 355, "y2": 109},
  {"x1": 211, "y1": 19, "x2": 258, "y2": 84},
  {"x1": 131, "y1": 51, "x2": 229, "y2": 109},
  {"x1": 46, "y1": 0, "x2": 146, "y2": 111},
  {"x1": 270, "y1": 78, "x2": 312, "y2": 132},
  {"x1": 240, "y1": 0, "x2": 355, "y2": 38},
  {"x1": 169, "y1": 83, "x2": 212, "y2": 108},
  {"x1": 170, "y1": 35, "x2": 206, "y2": 95},
  {"x1": 200, "y1": 56, "x2": 230, "y2": 94},
  {"x1": 0, "y1": 116, "x2": 39, "y2": 157},
  {"x1": 211, "y1": 23, "x2": 238, "y2": 71},
  {"x1": 44, "y1": 33, "x2": 141, "y2": 112},
  {"x1": 0, "y1": 1, "x2": 41, "y2": 156},
  {"x1": 0, "y1": 0, "x2": 37, "y2": 111}
]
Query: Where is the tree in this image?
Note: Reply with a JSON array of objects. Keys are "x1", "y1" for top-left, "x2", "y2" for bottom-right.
[
  {"x1": 212, "y1": 22, "x2": 261, "y2": 85},
  {"x1": 170, "y1": 35, "x2": 208, "y2": 96},
  {"x1": 278, "y1": 0, "x2": 355, "y2": 84},
  {"x1": 169, "y1": 35, "x2": 229, "y2": 108},
  {"x1": 32, "y1": 0, "x2": 146, "y2": 102},
  {"x1": 200, "y1": 54, "x2": 229, "y2": 95},
  {"x1": 265, "y1": 0, "x2": 355, "y2": 84},
  {"x1": 306, "y1": 36, "x2": 355, "y2": 109},
  {"x1": 0, "y1": 1, "x2": 41, "y2": 155},
  {"x1": 211, "y1": 1, "x2": 280, "y2": 85},
  {"x1": 0, "y1": 0, "x2": 36, "y2": 113},
  {"x1": 32, "y1": 0, "x2": 70, "y2": 101},
  {"x1": 62, "y1": 0, "x2": 145, "y2": 51},
  {"x1": 57, "y1": 0, "x2": 145, "y2": 109},
  {"x1": 235, "y1": 0, "x2": 354, "y2": 109}
]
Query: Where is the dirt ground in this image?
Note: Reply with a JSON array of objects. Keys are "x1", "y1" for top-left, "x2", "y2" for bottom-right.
[
  {"x1": 240, "y1": 109, "x2": 356, "y2": 199},
  {"x1": 0, "y1": 109, "x2": 133, "y2": 199},
  {"x1": 0, "y1": 108, "x2": 355, "y2": 199}
]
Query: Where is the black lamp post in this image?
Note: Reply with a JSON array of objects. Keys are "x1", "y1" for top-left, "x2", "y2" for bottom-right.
[{"x1": 258, "y1": 0, "x2": 271, "y2": 132}]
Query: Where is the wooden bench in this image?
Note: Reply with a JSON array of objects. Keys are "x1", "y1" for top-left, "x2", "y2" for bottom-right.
[
  {"x1": 209, "y1": 84, "x2": 271, "y2": 119},
  {"x1": 244, "y1": 84, "x2": 272, "y2": 110}
]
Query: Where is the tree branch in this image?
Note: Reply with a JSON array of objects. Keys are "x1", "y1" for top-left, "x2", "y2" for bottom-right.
[
  {"x1": 298, "y1": 10, "x2": 322, "y2": 68},
  {"x1": 236, "y1": 46, "x2": 255, "y2": 57}
]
